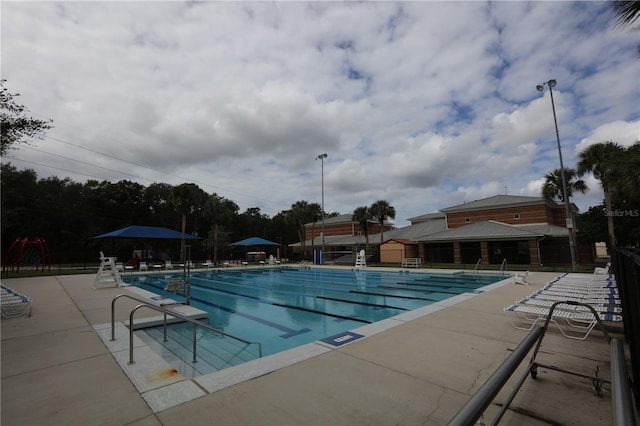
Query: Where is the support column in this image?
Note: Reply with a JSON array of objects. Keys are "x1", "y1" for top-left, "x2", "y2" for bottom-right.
[
  {"x1": 528, "y1": 240, "x2": 540, "y2": 266},
  {"x1": 480, "y1": 241, "x2": 490, "y2": 265},
  {"x1": 453, "y1": 242, "x2": 461, "y2": 264}
]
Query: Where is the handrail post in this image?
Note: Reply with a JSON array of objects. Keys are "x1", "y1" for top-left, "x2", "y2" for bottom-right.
[
  {"x1": 192, "y1": 323, "x2": 197, "y2": 363},
  {"x1": 163, "y1": 313, "x2": 168, "y2": 342},
  {"x1": 128, "y1": 305, "x2": 141, "y2": 365},
  {"x1": 112, "y1": 293, "x2": 262, "y2": 367},
  {"x1": 448, "y1": 326, "x2": 544, "y2": 426},
  {"x1": 611, "y1": 338, "x2": 634, "y2": 425},
  {"x1": 111, "y1": 296, "x2": 117, "y2": 341}
]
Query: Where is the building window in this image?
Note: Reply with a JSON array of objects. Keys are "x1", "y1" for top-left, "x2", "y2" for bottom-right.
[
  {"x1": 513, "y1": 213, "x2": 520, "y2": 220},
  {"x1": 465, "y1": 218, "x2": 471, "y2": 223}
]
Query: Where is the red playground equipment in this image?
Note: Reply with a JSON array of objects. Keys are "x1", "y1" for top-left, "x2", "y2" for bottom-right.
[{"x1": 2, "y1": 237, "x2": 51, "y2": 274}]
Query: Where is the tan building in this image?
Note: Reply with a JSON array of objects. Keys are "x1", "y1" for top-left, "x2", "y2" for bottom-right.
[
  {"x1": 413, "y1": 195, "x2": 580, "y2": 267},
  {"x1": 292, "y1": 195, "x2": 584, "y2": 267}
]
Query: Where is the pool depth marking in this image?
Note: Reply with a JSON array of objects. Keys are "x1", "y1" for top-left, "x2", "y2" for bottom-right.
[{"x1": 320, "y1": 331, "x2": 365, "y2": 347}]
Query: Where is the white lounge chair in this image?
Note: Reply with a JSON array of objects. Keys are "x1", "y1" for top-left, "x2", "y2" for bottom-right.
[
  {"x1": 1, "y1": 285, "x2": 32, "y2": 319},
  {"x1": 514, "y1": 271, "x2": 529, "y2": 285},
  {"x1": 164, "y1": 260, "x2": 173, "y2": 270},
  {"x1": 541, "y1": 287, "x2": 618, "y2": 299},
  {"x1": 527, "y1": 292, "x2": 620, "y2": 305},
  {"x1": 164, "y1": 277, "x2": 182, "y2": 294},
  {"x1": 202, "y1": 260, "x2": 213, "y2": 269},
  {"x1": 594, "y1": 262, "x2": 611, "y2": 275},
  {"x1": 546, "y1": 275, "x2": 616, "y2": 288},
  {"x1": 504, "y1": 303, "x2": 622, "y2": 340},
  {"x1": 515, "y1": 298, "x2": 622, "y2": 314},
  {"x1": 139, "y1": 262, "x2": 148, "y2": 271}
]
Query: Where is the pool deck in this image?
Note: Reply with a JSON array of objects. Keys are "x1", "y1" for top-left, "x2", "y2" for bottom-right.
[{"x1": 1, "y1": 268, "x2": 624, "y2": 425}]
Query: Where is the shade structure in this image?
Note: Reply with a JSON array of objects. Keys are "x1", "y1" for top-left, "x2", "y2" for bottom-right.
[
  {"x1": 228, "y1": 237, "x2": 279, "y2": 246},
  {"x1": 91, "y1": 225, "x2": 202, "y2": 240}
]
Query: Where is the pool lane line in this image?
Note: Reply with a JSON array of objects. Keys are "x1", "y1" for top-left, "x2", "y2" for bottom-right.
[
  {"x1": 192, "y1": 284, "x2": 408, "y2": 314},
  {"x1": 349, "y1": 289, "x2": 441, "y2": 301},
  {"x1": 378, "y1": 285, "x2": 474, "y2": 295},
  {"x1": 122, "y1": 281, "x2": 312, "y2": 338},
  {"x1": 212, "y1": 269, "x2": 492, "y2": 294},
  {"x1": 191, "y1": 289, "x2": 371, "y2": 327},
  {"x1": 189, "y1": 280, "x2": 378, "y2": 325},
  {"x1": 206, "y1": 269, "x2": 425, "y2": 291},
  {"x1": 188, "y1": 295, "x2": 313, "y2": 338},
  {"x1": 134, "y1": 276, "x2": 430, "y2": 326},
  {"x1": 191, "y1": 276, "x2": 419, "y2": 310},
  {"x1": 196, "y1": 271, "x2": 448, "y2": 303},
  {"x1": 266, "y1": 268, "x2": 499, "y2": 288},
  {"x1": 316, "y1": 295, "x2": 409, "y2": 310}
]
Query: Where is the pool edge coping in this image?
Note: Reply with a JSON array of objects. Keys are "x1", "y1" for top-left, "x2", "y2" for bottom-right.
[{"x1": 96, "y1": 271, "x2": 514, "y2": 413}]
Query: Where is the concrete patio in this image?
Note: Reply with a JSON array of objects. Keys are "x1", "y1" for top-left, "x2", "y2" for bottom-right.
[{"x1": 1, "y1": 269, "x2": 623, "y2": 425}]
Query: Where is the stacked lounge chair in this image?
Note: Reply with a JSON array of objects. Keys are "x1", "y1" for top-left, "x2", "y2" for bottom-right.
[
  {"x1": 1, "y1": 284, "x2": 32, "y2": 319},
  {"x1": 504, "y1": 272, "x2": 622, "y2": 340}
]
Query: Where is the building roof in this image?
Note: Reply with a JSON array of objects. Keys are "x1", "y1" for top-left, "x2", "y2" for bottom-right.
[
  {"x1": 381, "y1": 239, "x2": 414, "y2": 245},
  {"x1": 514, "y1": 223, "x2": 569, "y2": 238},
  {"x1": 406, "y1": 212, "x2": 446, "y2": 223},
  {"x1": 440, "y1": 195, "x2": 551, "y2": 213},
  {"x1": 304, "y1": 213, "x2": 388, "y2": 227},
  {"x1": 389, "y1": 218, "x2": 447, "y2": 240},
  {"x1": 415, "y1": 220, "x2": 544, "y2": 243}
]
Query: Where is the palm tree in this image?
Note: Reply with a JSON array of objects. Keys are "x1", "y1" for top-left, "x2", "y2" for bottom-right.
[
  {"x1": 172, "y1": 183, "x2": 207, "y2": 261},
  {"x1": 577, "y1": 141, "x2": 625, "y2": 248},
  {"x1": 352, "y1": 206, "x2": 372, "y2": 250},
  {"x1": 611, "y1": 0, "x2": 640, "y2": 53},
  {"x1": 542, "y1": 168, "x2": 588, "y2": 202},
  {"x1": 288, "y1": 200, "x2": 320, "y2": 258},
  {"x1": 616, "y1": 142, "x2": 640, "y2": 201},
  {"x1": 612, "y1": 1, "x2": 640, "y2": 26},
  {"x1": 369, "y1": 200, "x2": 396, "y2": 244},
  {"x1": 203, "y1": 194, "x2": 238, "y2": 264}
]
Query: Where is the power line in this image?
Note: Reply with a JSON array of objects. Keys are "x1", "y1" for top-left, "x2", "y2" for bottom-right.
[
  {"x1": 20, "y1": 145, "x2": 156, "y2": 183},
  {"x1": 40, "y1": 134, "x2": 282, "y2": 214}
]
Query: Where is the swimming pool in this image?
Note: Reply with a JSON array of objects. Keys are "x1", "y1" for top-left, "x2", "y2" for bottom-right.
[{"x1": 122, "y1": 267, "x2": 504, "y2": 375}]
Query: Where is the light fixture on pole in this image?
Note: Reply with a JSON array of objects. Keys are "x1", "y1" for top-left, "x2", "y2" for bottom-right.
[
  {"x1": 316, "y1": 153, "x2": 327, "y2": 264},
  {"x1": 536, "y1": 79, "x2": 577, "y2": 272}
]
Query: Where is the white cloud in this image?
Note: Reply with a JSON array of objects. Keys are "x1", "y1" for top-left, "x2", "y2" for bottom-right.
[
  {"x1": 2, "y1": 1, "x2": 638, "y2": 226},
  {"x1": 575, "y1": 120, "x2": 640, "y2": 153}
]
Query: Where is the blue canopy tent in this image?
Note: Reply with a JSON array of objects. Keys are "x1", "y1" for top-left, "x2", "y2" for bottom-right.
[
  {"x1": 92, "y1": 225, "x2": 202, "y2": 240},
  {"x1": 228, "y1": 237, "x2": 279, "y2": 247},
  {"x1": 92, "y1": 226, "x2": 202, "y2": 265},
  {"x1": 228, "y1": 237, "x2": 280, "y2": 263}
]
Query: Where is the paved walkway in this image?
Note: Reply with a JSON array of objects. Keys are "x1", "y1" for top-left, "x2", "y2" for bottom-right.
[{"x1": 1, "y1": 270, "x2": 622, "y2": 425}]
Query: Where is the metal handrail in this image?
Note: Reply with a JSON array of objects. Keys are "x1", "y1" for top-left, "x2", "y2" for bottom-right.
[
  {"x1": 473, "y1": 258, "x2": 482, "y2": 276},
  {"x1": 450, "y1": 301, "x2": 615, "y2": 426},
  {"x1": 110, "y1": 294, "x2": 262, "y2": 365},
  {"x1": 499, "y1": 258, "x2": 508, "y2": 276}
]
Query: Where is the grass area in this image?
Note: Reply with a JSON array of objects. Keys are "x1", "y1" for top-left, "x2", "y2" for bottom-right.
[
  {"x1": 1, "y1": 266, "x2": 99, "y2": 279},
  {"x1": 2, "y1": 261, "x2": 594, "y2": 279}
]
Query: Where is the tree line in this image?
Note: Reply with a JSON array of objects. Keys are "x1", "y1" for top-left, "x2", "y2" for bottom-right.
[
  {"x1": 542, "y1": 141, "x2": 640, "y2": 249},
  {"x1": 0, "y1": 163, "x2": 350, "y2": 264}
]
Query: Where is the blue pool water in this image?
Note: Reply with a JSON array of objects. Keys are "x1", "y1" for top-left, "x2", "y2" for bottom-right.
[{"x1": 122, "y1": 267, "x2": 503, "y2": 373}]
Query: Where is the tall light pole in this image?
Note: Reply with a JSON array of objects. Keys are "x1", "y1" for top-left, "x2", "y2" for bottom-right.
[
  {"x1": 316, "y1": 153, "x2": 327, "y2": 264},
  {"x1": 536, "y1": 79, "x2": 577, "y2": 272}
]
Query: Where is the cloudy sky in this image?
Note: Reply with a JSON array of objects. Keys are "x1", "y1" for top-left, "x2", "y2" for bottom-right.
[{"x1": 2, "y1": 1, "x2": 639, "y2": 226}]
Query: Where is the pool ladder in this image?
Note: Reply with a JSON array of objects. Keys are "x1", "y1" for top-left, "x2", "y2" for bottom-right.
[
  {"x1": 499, "y1": 258, "x2": 508, "y2": 276},
  {"x1": 110, "y1": 294, "x2": 262, "y2": 365},
  {"x1": 473, "y1": 259, "x2": 482, "y2": 276}
]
